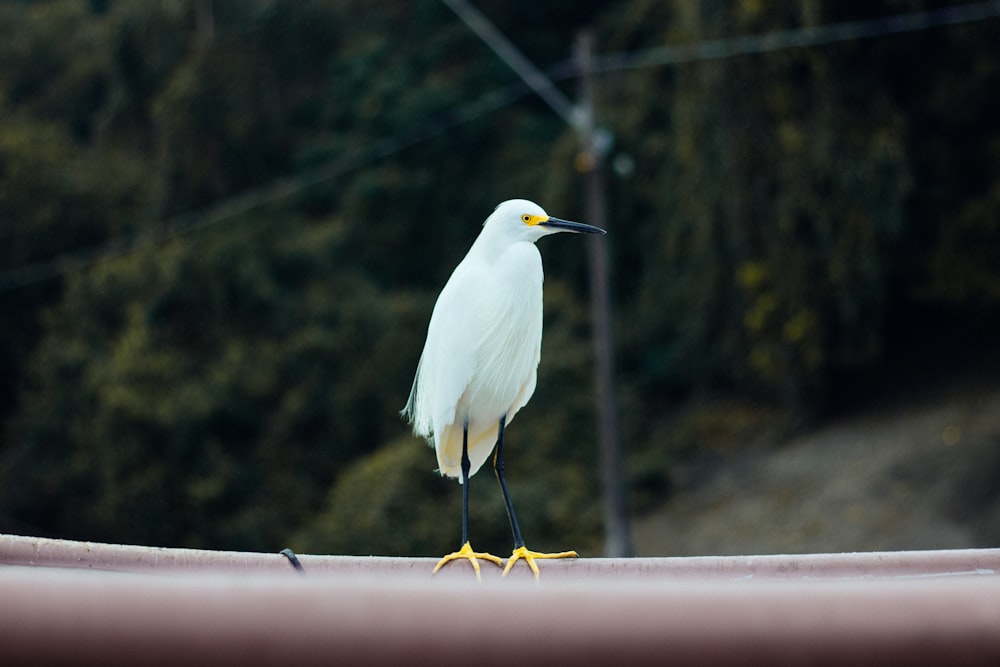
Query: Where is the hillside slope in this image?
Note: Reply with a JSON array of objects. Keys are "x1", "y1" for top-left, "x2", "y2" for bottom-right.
[{"x1": 634, "y1": 383, "x2": 1000, "y2": 556}]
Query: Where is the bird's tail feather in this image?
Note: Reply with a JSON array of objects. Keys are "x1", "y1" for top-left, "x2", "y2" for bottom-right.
[{"x1": 436, "y1": 422, "x2": 497, "y2": 482}]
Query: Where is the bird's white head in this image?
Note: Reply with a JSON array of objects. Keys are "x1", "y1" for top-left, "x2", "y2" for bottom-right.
[{"x1": 483, "y1": 199, "x2": 606, "y2": 244}]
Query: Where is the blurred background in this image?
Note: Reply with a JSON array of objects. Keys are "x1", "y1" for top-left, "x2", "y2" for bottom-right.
[{"x1": 1, "y1": 0, "x2": 998, "y2": 558}]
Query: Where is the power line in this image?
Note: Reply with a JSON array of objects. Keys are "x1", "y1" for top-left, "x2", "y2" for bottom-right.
[
  {"x1": 585, "y1": 1, "x2": 1000, "y2": 75},
  {"x1": 0, "y1": 79, "x2": 536, "y2": 294},
  {"x1": 3, "y1": 1, "x2": 999, "y2": 293},
  {"x1": 442, "y1": 0, "x2": 578, "y2": 128}
]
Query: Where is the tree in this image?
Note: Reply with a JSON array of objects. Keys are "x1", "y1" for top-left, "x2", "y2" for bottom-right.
[{"x1": 2, "y1": 0, "x2": 998, "y2": 554}]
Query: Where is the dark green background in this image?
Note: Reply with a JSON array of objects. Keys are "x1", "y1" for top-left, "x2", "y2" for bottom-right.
[{"x1": 1, "y1": 1, "x2": 997, "y2": 556}]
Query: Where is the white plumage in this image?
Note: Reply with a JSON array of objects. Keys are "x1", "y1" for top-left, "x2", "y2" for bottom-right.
[
  {"x1": 402, "y1": 198, "x2": 605, "y2": 578},
  {"x1": 404, "y1": 201, "x2": 544, "y2": 478}
]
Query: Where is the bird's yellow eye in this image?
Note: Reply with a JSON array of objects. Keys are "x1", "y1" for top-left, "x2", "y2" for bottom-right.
[
  {"x1": 522, "y1": 215, "x2": 531, "y2": 223},
  {"x1": 521, "y1": 214, "x2": 544, "y2": 226}
]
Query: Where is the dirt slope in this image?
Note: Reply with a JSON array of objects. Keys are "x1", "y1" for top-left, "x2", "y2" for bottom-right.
[{"x1": 633, "y1": 385, "x2": 1000, "y2": 556}]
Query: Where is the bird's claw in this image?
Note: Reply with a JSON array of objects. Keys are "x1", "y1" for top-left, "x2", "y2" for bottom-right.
[
  {"x1": 433, "y1": 541, "x2": 504, "y2": 581},
  {"x1": 502, "y1": 545, "x2": 578, "y2": 580}
]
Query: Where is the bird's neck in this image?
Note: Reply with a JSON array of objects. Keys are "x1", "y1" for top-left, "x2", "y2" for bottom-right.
[{"x1": 470, "y1": 227, "x2": 536, "y2": 264}]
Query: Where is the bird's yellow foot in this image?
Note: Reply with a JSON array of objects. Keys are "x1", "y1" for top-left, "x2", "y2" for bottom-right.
[
  {"x1": 433, "y1": 541, "x2": 504, "y2": 581},
  {"x1": 502, "y1": 545, "x2": 578, "y2": 580}
]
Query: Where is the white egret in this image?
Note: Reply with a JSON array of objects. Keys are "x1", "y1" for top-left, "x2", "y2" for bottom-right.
[{"x1": 403, "y1": 199, "x2": 606, "y2": 579}]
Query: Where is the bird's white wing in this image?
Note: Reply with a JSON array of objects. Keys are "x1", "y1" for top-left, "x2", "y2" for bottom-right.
[
  {"x1": 505, "y1": 343, "x2": 539, "y2": 424},
  {"x1": 403, "y1": 257, "x2": 481, "y2": 443},
  {"x1": 405, "y1": 241, "x2": 545, "y2": 479}
]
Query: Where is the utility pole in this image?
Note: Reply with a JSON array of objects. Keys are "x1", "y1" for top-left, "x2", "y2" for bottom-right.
[{"x1": 575, "y1": 31, "x2": 633, "y2": 558}]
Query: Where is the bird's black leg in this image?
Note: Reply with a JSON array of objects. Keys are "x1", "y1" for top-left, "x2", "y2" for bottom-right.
[
  {"x1": 432, "y1": 421, "x2": 503, "y2": 579},
  {"x1": 494, "y1": 414, "x2": 578, "y2": 579},
  {"x1": 493, "y1": 414, "x2": 526, "y2": 549},
  {"x1": 461, "y1": 421, "x2": 471, "y2": 546}
]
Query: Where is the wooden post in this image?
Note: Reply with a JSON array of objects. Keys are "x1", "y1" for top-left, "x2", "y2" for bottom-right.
[{"x1": 575, "y1": 31, "x2": 633, "y2": 558}]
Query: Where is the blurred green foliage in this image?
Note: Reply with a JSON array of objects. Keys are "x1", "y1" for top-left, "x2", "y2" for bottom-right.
[{"x1": 1, "y1": 1, "x2": 998, "y2": 554}]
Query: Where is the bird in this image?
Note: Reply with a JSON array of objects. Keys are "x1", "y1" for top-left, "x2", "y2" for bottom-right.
[{"x1": 402, "y1": 199, "x2": 606, "y2": 579}]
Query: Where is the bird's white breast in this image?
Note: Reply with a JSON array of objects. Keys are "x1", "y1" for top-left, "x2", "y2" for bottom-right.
[{"x1": 460, "y1": 241, "x2": 543, "y2": 428}]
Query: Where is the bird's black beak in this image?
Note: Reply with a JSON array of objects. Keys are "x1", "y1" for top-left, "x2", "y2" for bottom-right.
[{"x1": 540, "y1": 216, "x2": 607, "y2": 234}]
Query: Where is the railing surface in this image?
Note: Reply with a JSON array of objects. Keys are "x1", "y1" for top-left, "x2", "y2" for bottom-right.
[{"x1": 2, "y1": 534, "x2": 998, "y2": 666}]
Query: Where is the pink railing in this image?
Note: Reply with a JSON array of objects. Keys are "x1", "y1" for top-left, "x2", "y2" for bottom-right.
[{"x1": 2, "y1": 534, "x2": 998, "y2": 666}]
